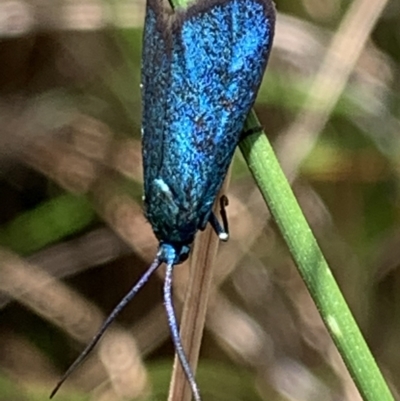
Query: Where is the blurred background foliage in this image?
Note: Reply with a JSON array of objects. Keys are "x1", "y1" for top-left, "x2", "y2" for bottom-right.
[{"x1": 0, "y1": 0, "x2": 399, "y2": 400}]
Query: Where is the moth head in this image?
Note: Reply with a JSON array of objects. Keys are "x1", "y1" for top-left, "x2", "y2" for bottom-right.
[{"x1": 159, "y1": 242, "x2": 191, "y2": 265}]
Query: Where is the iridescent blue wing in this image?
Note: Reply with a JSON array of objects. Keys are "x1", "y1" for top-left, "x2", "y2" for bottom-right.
[
  {"x1": 141, "y1": 0, "x2": 171, "y2": 197},
  {"x1": 144, "y1": 0, "x2": 275, "y2": 244}
]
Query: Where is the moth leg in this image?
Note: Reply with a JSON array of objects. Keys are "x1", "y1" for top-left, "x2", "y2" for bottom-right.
[
  {"x1": 219, "y1": 195, "x2": 229, "y2": 237},
  {"x1": 209, "y1": 195, "x2": 229, "y2": 241},
  {"x1": 240, "y1": 125, "x2": 264, "y2": 140}
]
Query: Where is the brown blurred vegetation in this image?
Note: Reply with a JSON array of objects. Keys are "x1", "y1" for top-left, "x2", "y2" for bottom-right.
[{"x1": 0, "y1": 0, "x2": 400, "y2": 400}]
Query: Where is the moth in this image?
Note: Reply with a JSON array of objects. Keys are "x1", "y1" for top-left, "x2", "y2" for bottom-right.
[{"x1": 51, "y1": 0, "x2": 275, "y2": 399}]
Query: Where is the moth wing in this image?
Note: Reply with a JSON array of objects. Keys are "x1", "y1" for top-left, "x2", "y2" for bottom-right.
[
  {"x1": 160, "y1": 0, "x2": 275, "y2": 224},
  {"x1": 141, "y1": 0, "x2": 171, "y2": 196}
]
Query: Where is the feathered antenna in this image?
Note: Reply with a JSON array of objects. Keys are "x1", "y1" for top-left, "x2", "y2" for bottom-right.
[{"x1": 49, "y1": 256, "x2": 162, "y2": 399}]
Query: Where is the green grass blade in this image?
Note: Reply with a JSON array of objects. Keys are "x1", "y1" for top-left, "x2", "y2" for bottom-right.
[
  {"x1": 0, "y1": 194, "x2": 96, "y2": 255},
  {"x1": 240, "y1": 110, "x2": 395, "y2": 401}
]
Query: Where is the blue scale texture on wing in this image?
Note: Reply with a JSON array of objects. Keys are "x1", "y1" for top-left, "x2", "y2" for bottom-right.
[
  {"x1": 141, "y1": 1, "x2": 170, "y2": 196},
  {"x1": 142, "y1": 0, "x2": 275, "y2": 245}
]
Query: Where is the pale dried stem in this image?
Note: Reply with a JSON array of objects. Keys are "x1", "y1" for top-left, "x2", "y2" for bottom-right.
[
  {"x1": 0, "y1": 248, "x2": 148, "y2": 399},
  {"x1": 167, "y1": 171, "x2": 232, "y2": 401},
  {"x1": 275, "y1": 0, "x2": 390, "y2": 181}
]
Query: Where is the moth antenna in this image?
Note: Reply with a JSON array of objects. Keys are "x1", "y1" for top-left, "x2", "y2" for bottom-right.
[
  {"x1": 50, "y1": 256, "x2": 162, "y2": 399},
  {"x1": 164, "y1": 261, "x2": 202, "y2": 401}
]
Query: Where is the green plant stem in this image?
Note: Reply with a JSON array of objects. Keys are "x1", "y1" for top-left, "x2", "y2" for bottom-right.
[
  {"x1": 240, "y1": 110, "x2": 395, "y2": 401},
  {"x1": 0, "y1": 194, "x2": 95, "y2": 255}
]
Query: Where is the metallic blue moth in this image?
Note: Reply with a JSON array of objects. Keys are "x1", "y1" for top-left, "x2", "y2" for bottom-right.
[{"x1": 51, "y1": 0, "x2": 275, "y2": 399}]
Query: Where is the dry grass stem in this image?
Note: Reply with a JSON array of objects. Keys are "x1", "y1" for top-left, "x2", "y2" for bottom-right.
[
  {"x1": 276, "y1": 0, "x2": 390, "y2": 179},
  {"x1": 167, "y1": 173, "x2": 231, "y2": 401}
]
